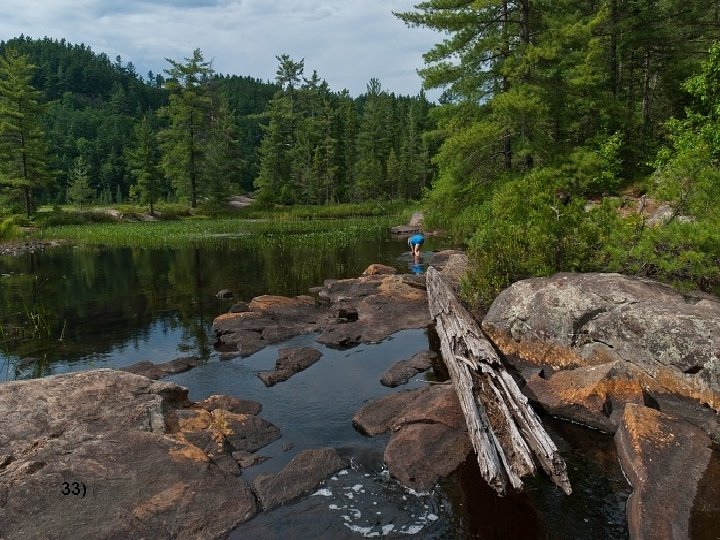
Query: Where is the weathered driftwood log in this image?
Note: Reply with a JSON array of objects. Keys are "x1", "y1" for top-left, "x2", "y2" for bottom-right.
[{"x1": 426, "y1": 267, "x2": 572, "y2": 496}]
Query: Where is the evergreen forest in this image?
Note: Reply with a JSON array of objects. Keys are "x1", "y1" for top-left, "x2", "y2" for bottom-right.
[
  {"x1": 0, "y1": 36, "x2": 436, "y2": 215},
  {"x1": 2, "y1": 0, "x2": 720, "y2": 304}
]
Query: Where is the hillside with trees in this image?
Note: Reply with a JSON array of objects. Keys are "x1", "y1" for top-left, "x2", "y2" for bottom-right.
[
  {"x1": 0, "y1": 36, "x2": 436, "y2": 217},
  {"x1": 396, "y1": 0, "x2": 720, "y2": 301}
]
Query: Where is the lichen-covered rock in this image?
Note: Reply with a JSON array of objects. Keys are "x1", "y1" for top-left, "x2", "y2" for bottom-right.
[
  {"x1": 482, "y1": 273, "x2": 720, "y2": 413},
  {"x1": 615, "y1": 404, "x2": 713, "y2": 540},
  {"x1": 0, "y1": 369, "x2": 258, "y2": 540},
  {"x1": 524, "y1": 361, "x2": 649, "y2": 433}
]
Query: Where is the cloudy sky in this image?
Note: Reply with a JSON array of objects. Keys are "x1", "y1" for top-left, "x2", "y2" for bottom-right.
[{"x1": 0, "y1": 0, "x2": 442, "y2": 97}]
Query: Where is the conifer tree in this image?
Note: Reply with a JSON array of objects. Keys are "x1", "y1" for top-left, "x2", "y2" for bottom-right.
[
  {"x1": 158, "y1": 48, "x2": 213, "y2": 208},
  {"x1": 0, "y1": 48, "x2": 54, "y2": 216},
  {"x1": 127, "y1": 113, "x2": 161, "y2": 214},
  {"x1": 66, "y1": 155, "x2": 94, "y2": 209}
]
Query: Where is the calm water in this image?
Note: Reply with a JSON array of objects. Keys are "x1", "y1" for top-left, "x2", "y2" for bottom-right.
[{"x1": 0, "y1": 228, "x2": 632, "y2": 539}]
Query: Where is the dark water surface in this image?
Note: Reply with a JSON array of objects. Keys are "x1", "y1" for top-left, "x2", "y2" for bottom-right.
[{"x1": 0, "y1": 230, "x2": 631, "y2": 539}]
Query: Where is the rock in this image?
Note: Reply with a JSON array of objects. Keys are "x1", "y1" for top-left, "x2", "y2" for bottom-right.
[
  {"x1": 216, "y1": 289, "x2": 234, "y2": 299},
  {"x1": 428, "y1": 250, "x2": 466, "y2": 271},
  {"x1": 215, "y1": 269, "x2": 432, "y2": 355},
  {"x1": 120, "y1": 357, "x2": 203, "y2": 380},
  {"x1": 229, "y1": 301, "x2": 250, "y2": 313},
  {"x1": 0, "y1": 369, "x2": 257, "y2": 540},
  {"x1": 408, "y1": 211, "x2": 424, "y2": 228},
  {"x1": 252, "y1": 448, "x2": 347, "y2": 511},
  {"x1": 390, "y1": 225, "x2": 422, "y2": 235},
  {"x1": 353, "y1": 388, "x2": 432, "y2": 436},
  {"x1": 380, "y1": 350, "x2": 437, "y2": 387},
  {"x1": 354, "y1": 384, "x2": 471, "y2": 492},
  {"x1": 524, "y1": 361, "x2": 649, "y2": 433},
  {"x1": 257, "y1": 347, "x2": 323, "y2": 387},
  {"x1": 232, "y1": 450, "x2": 268, "y2": 468},
  {"x1": 482, "y1": 273, "x2": 720, "y2": 416},
  {"x1": 615, "y1": 404, "x2": 713, "y2": 540},
  {"x1": 362, "y1": 263, "x2": 397, "y2": 276},
  {"x1": 194, "y1": 395, "x2": 262, "y2": 416}
]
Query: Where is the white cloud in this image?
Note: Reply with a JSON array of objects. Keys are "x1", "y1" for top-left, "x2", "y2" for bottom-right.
[{"x1": 0, "y1": 0, "x2": 440, "y2": 97}]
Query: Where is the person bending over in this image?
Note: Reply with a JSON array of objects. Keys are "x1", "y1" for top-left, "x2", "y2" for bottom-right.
[{"x1": 408, "y1": 233, "x2": 424, "y2": 257}]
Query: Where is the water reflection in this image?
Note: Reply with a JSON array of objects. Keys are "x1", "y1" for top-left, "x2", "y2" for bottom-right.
[{"x1": 0, "y1": 232, "x2": 445, "y2": 380}]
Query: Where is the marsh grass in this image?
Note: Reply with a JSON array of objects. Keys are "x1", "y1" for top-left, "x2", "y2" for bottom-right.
[{"x1": 38, "y1": 216, "x2": 398, "y2": 249}]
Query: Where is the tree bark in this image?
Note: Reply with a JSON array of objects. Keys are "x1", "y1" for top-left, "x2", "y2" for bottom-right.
[{"x1": 426, "y1": 267, "x2": 572, "y2": 496}]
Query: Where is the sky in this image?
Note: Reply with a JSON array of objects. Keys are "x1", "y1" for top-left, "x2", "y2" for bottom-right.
[{"x1": 0, "y1": 0, "x2": 442, "y2": 98}]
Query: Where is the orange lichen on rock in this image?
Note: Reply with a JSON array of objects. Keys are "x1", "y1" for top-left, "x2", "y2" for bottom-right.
[{"x1": 132, "y1": 482, "x2": 190, "y2": 520}]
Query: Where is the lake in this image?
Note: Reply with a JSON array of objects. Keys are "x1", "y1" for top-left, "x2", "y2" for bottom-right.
[{"x1": 0, "y1": 220, "x2": 630, "y2": 539}]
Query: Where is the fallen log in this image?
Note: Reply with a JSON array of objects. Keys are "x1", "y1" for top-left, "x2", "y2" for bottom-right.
[{"x1": 426, "y1": 267, "x2": 572, "y2": 495}]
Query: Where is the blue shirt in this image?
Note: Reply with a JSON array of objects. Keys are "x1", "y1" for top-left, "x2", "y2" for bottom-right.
[{"x1": 408, "y1": 234, "x2": 425, "y2": 246}]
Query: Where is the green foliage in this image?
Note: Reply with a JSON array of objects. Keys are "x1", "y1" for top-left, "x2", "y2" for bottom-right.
[
  {"x1": 65, "y1": 156, "x2": 94, "y2": 209},
  {"x1": 0, "y1": 217, "x2": 19, "y2": 240},
  {"x1": 0, "y1": 48, "x2": 55, "y2": 217}
]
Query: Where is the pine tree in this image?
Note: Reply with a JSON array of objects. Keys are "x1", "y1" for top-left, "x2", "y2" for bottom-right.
[
  {"x1": 127, "y1": 113, "x2": 161, "y2": 214},
  {"x1": 203, "y1": 96, "x2": 243, "y2": 209},
  {"x1": 66, "y1": 155, "x2": 94, "y2": 209},
  {"x1": 0, "y1": 48, "x2": 54, "y2": 216},
  {"x1": 158, "y1": 48, "x2": 214, "y2": 208}
]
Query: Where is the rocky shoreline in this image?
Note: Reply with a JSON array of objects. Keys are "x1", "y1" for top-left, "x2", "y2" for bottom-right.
[
  {"x1": 1, "y1": 253, "x2": 717, "y2": 539},
  {"x1": 0, "y1": 239, "x2": 67, "y2": 258}
]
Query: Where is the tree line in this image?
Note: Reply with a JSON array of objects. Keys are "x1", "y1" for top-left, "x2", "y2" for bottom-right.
[
  {"x1": 0, "y1": 36, "x2": 436, "y2": 216},
  {"x1": 397, "y1": 0, "x2": 720, "y2": 299}
]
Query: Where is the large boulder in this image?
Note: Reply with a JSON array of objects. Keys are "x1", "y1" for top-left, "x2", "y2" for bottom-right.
[
  {"x1": 0, "y1": 369, "x2": 259, "y2": 540},
  {"x1": 353, "y1": 384, "x2": 471, "y2": 492},
  {"x1": 482, "y1": 273, "x2": 720, "y2": 415},
  {"x1": 615, "y1": 404, "x2": 713, "y2": 540}
]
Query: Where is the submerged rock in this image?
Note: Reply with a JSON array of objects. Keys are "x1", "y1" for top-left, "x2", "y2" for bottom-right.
[
  {"x1": 380, "y1": 350, "x2": 437, "y2": 387},
  {"x1": 615, "y1": 404, "x2": 713, "y2": 540},
  {"x1": 120, "y1": 356, "x2": 203, "y2": 380},
  {"x1": 257, "y1": 347, "x2": 323, "y2": 387},
  {"x1": 0, "y1": 369, "x2": 259, "y2": 540}
]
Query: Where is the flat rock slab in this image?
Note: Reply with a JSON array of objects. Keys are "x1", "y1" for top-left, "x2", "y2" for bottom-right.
[
  {"x1": 381, "y1": 350, "x2": 437, "y2": 387},
  {"x1": 354, "y1": 384, "x2": 471, "y2": 492},
  {"x1": 252, "y1": 448, "x2": 347, "y2": 511},
  {"x1": 214, "y1": 266, "x2": 432, "y2": 356},
  {"x1": 120, "y1": 356, "x2": 203, "y2": 380},
  {"x1": 615, "y1": 404, "x2": 713, "y2": 540},
  {"x1": 257, "y1": 347, "x2": 322, "y2": 387},
  {"x1": 0, "y1": 369, "x2": 258, "y2": 540},
  {"x1": 194, "y1": 394, "x2": 262, "y2": 416},
  {"x1": 482, "y1": 272, "x2": 720, "y2": 414}
]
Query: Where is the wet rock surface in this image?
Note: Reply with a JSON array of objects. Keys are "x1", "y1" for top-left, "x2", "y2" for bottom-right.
[
  {"x1": 120, "y1": 356, "x2": 204, "y2": 380},
  {"x1": 354, "y1": 384, "x2": 471, "y2": 492},
  {"x1": 252, "y1": 448, "x2": 347, "y2": 511},
  {"x1": 214, "y1": 266, "x2": 432, "y2": 356},
  {"x1": 615, "y1": 404, "x2": 713, "y2": 540},
  {"x1": 380, "y1": 350, "x2": 437, "y2": 387},
  {"x1": 257, "y1": 347, "x2": 323, "y2": 387},
  {"x1": 0, "y1": 369, "x2": 259, "y2": 540},
  {"x1": 482, "y1": 272, "x2": 720, "y2": 417}
]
